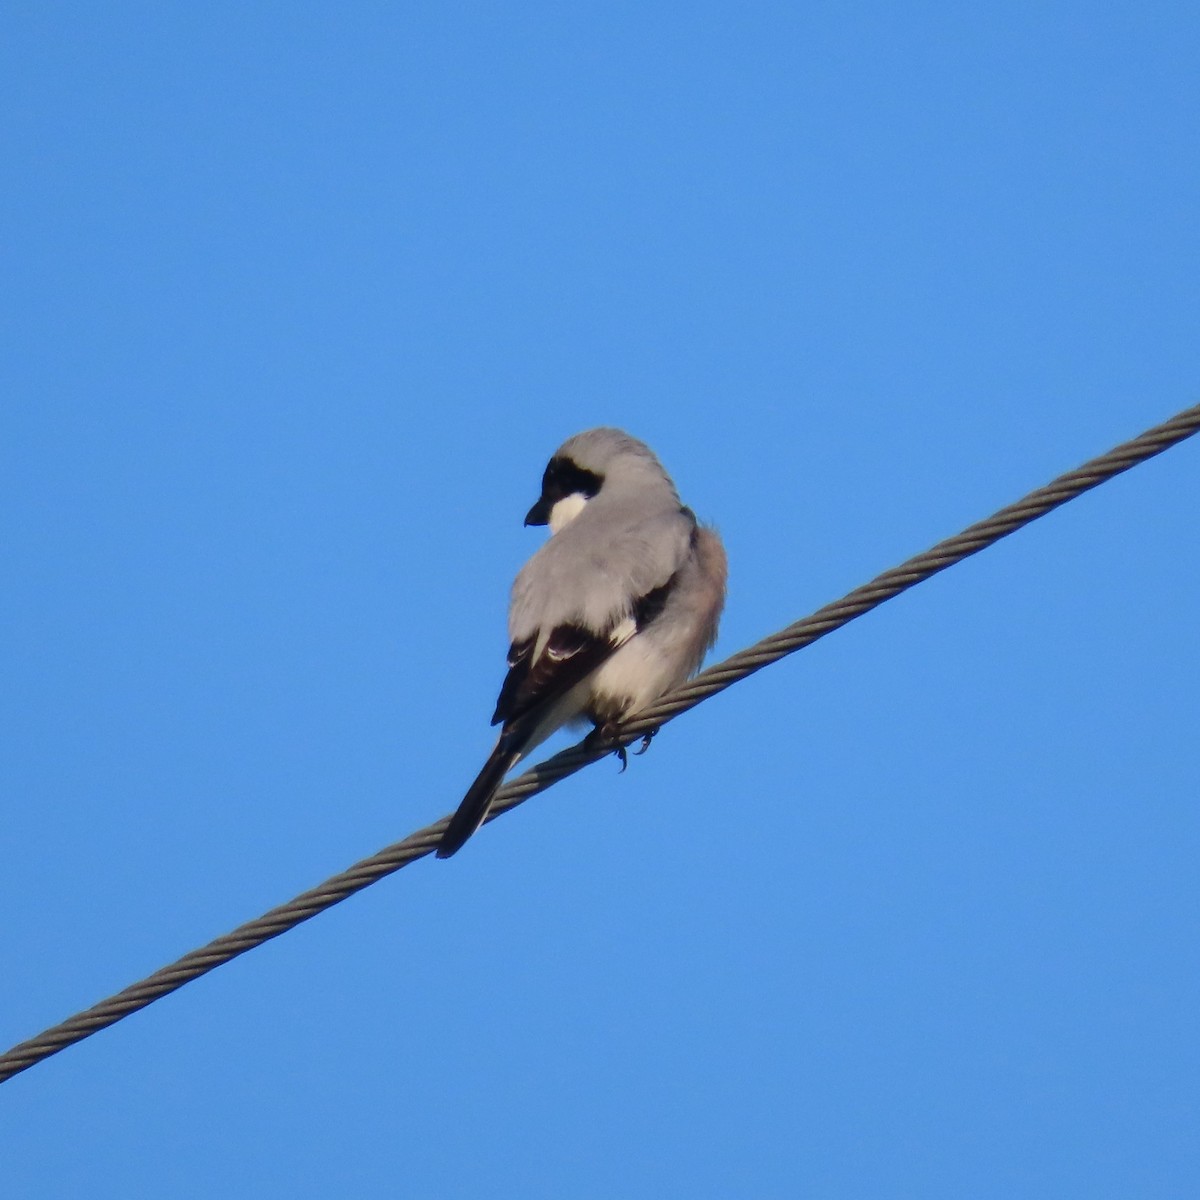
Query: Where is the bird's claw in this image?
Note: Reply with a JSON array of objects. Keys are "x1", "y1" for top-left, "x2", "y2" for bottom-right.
[
  {"x1": 633, "y1": 729, "x2": 659, "y2": 756},
  {"x1": 586, "y1": 721, "x2": 638, "y2": 772}
]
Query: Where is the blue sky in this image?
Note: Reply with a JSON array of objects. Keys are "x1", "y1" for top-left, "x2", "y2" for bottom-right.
[{"x1": 2, "y1": 3, "x2": 1198, "y2": 1196}]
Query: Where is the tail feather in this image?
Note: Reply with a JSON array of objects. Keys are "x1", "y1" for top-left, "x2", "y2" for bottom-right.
[{"x1": 437, "y1": 736, "x2": 521, "y2": 858}]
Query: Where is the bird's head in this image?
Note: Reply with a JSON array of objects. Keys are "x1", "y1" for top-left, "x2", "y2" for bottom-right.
[{"x1": 524, "y1": 427, "x2": 677, "y2": 533}]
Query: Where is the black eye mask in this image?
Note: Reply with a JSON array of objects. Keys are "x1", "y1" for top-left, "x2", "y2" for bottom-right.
[{"x1": 525, "y1": 456, "x2": 603, "y2": 526}]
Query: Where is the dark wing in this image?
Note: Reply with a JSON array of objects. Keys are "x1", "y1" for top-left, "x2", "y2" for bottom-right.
[
  {"x1": 491, "y1": 623, "x2": 624, "y2": 727},
  {"x1": 631, "y1": 574, "x2": 675, "y2": 630}
]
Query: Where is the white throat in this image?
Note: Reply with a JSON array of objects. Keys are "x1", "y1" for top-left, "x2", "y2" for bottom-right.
[{"x1": 549, "y1": 493, "x2": 589, "y2": 534}]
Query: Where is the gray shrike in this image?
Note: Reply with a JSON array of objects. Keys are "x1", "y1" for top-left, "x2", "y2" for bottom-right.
[{"x1": 437, "y1": 427, "x2": 727, "y2": 858}]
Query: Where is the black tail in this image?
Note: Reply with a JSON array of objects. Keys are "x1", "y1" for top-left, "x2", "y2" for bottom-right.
[{"x1": 437, "y1": 735, "x2": 522, "y2": 858}]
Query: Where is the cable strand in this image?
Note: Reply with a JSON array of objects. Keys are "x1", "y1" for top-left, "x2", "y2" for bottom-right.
[{"x1": 2, "y1": 402, "x2": 1197, "y2": 1085}]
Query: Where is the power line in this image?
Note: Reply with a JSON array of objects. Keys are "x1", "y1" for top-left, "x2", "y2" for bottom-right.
[{"x1": 2, "y1": 402, "x2": 1198, "y2": 1086}]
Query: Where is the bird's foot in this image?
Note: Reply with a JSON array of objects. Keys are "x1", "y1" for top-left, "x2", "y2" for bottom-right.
[
  {"x1": 586, "y1": 721, "x2": 631, "y2": 771},
  {"x1": 632, "y1": 728, "x2": 659, "y2": 756}
]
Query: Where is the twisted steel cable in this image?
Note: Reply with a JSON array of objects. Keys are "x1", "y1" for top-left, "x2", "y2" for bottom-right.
[{"x1": 2, "y1": 402, "x2": 1198, "y2": 1086}]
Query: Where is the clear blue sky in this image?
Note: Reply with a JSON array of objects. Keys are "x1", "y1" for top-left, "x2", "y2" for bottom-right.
[{"x1": 2, "y1": 4, "x2": 1198, "y2": 1196}]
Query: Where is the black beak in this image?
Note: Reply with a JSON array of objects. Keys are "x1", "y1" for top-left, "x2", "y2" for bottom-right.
[{"x1": 524, "y1": 495, "x2": 551, "y2": 526}]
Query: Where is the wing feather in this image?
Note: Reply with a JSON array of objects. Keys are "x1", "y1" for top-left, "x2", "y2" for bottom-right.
[{"x1": 491, "y1": 623, "x2": 623, "y2": 727}]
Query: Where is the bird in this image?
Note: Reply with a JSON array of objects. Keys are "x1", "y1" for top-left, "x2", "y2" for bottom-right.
[{"x1": 437, "y1": 427, "x2": 727, "y2": 858}]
